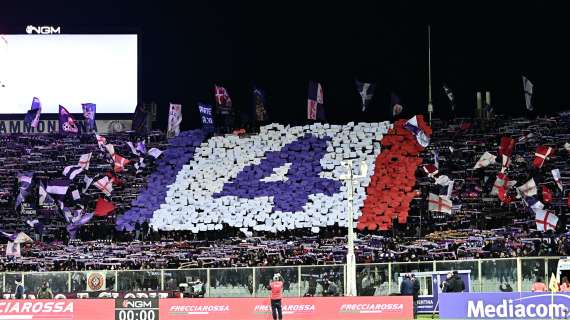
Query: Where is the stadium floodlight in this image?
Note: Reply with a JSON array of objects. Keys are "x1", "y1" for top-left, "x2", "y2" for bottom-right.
[{"x1": 340, "y1": 160, "x2": 367, "y2": 297}]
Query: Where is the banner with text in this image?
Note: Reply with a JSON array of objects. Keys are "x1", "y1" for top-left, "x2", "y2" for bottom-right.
[
  {"x1": 0, "y1": 299, "x2": 114, "y2": 320},
  {"x1": 160, "y1": 296, "x2": 412, "y2": 320},
  {"x1": 439, "y1": 292, "x2": 570, "y2": 319},
  {"x1": 0, "y1": 119, "x2": 132, "y2": 134}
]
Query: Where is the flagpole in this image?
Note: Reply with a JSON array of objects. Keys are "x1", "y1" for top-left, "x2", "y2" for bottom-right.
[{"x1": 427, "y1": 25, "x2": 433, "y2": 126}]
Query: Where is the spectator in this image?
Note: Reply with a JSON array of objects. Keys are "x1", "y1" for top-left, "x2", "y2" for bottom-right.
[
  {"x1": 560, "y1": 276, "x2": 570, "y2": 292},
  {"x1": 325, "y1": 279, "x2": 339, "y2": 296},
  {"x1": 304, "y1": 277, "x2": 317, "y2": 297},
  {"x1": 452, "y1": 271, "x2": 465, "y2": 292},
  {"x1": 14, "y1": 280, "x2": 24, "y2": 299},
  {"x1": 441, "y1": 272, "x2": 453, "y2": 293},
  {"x1": 531, "y1": 277, "x2": 547, "y2": 292},
  {"x1": 400, "y1": 274, "x2": 414, "y2": 297},
  {"x1": 499, "y1": 283, "x2": 513, "y2": 292},
  {"x1": 268, "y1": 273, "x2": 283, "y2": 320},
  {"x1": 37, "y1": 281, "x2": 53, "y2": 299},
  {"x1": 411, "y1": 274, "x2": 420, "y2": 318}
]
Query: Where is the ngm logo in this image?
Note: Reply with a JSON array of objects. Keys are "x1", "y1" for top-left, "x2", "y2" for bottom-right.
[
  {"x1": 122, "y1": 300, "x2": 152, "y2": 309},
  {"x1": 26, "y1": 25, "x2": 61, "y2": 34}
]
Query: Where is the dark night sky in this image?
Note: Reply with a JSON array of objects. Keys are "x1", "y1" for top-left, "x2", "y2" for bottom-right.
[{"x1": 1, "y1": 1, "x2": 569, "y2": 130}]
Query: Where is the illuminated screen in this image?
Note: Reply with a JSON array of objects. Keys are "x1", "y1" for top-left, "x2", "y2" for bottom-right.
[{"x1": 0, "y1": 34, "x2": 137, "y2": 113}]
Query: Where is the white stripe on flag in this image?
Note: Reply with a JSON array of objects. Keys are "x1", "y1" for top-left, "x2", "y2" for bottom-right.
[{"x1": 46, "y1": 185, "x2": 68, "y2": 195}]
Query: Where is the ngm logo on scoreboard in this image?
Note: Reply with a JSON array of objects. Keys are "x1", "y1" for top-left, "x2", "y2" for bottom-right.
[{"x1": 25, "y1": 25, "x2": 61, "y2": 34}]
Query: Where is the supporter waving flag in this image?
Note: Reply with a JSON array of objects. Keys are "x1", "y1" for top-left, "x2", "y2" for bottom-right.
[
  {"x1": 58, "y1": 105, "x2": 79, "y2": 134},
  {"x1": 23, "y1": 97, "x2": 42, "y2": 128},
  {"x1": 215, "y1": 85, "x2": 232, "y2": 110},
  {"x1": 390, "y1": 92, "x2": 403, "y2": 117},
  {"x1": 552, "y1": 169, "x2": 563, "y2": 191},
  {"x1": 38, "y1": 181, "x2": 55, "y2": 206},
  {"x1": 500, "y1": 154, "x2": 511, "y2": 173},
  {"x1": 404, "y1": 116, "x2": 430, "y2": 147},
  {"x1": 132, "y1": 103, "x2": 148, "y2": 133},
  {"x1": 81, "y1": 103, "x2": 97, "y2": 132},
  {"x1": 95, "y1": 134, "x2": 107, "y2": 151},
  {"x1": 66, "y1": 211, "x2": 94, "y2": 239},
  {"x1": 15, "y1": 172, "x2": 33, "y2": 208},
  {"x1": 26, "y1": 219, "x2": 44, "y2": 234},
  {"x1": 253, "y1": 87, "x2": 269, "y2": 121},
  {"x1": 307, "y1": 81, "x2": 324, "y2": 121},
  {"x1": 443, "y1": 84, "x2": 456, "y2": 111},
  {"x1": 355, "y1": 80, "x2": 375, "y2": 112},
  {"x1": 522, "y1": 75, "x2": 534, "y2": 111},
  {"x1": 167, "y1": 103, "x2": 182, "y2": 138}
]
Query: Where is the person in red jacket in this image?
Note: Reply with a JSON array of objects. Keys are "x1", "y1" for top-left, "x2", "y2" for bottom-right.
[{"x1": 269, "y1": 273, "x2": 283, "y2": 320}]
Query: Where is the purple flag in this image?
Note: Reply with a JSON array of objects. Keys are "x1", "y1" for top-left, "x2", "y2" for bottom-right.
[
  {"x1": 24, "y1": 97, "x2": 42, "y2": 128},
  {"x1": 81, "y1": 103, "x2": 97, "y2": 132},
  {"x1": 59, "y1": 105, "x2": 79, "y2": 133}
]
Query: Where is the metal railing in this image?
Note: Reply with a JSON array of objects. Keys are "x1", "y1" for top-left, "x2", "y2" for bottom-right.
[{"x1": 1, "y1": 256, "x2": 561, "y2": 297}]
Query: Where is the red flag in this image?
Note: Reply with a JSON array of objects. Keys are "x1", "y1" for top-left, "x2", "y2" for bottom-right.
[
  {"x1": 542, "y1": 185, "x2": 553, "y2": 203},
  {"x1": 498, "y1": 187, "x2": 513, "y2": 204},
  {"x1": 567, "y1": 193, "x2": 570, "y2": 207},
  {"x1": 112, "y1": 154, "x2": 130, "y2": 172},
  {"x1": 106, "y1": 171, "x2": 124, "y2": 187},
  {"x1": 498, "y1": 137, "x2": 515, "y2": 158},
  {"x1": 422, "y1": 164, "x2": 439, "y2": 178},
  {"x1": 94, "y1": 198, "x2": 115, "y2": 217},
  {"x1": 533, "y1": 146, "x2": 555, "y2": 169}
]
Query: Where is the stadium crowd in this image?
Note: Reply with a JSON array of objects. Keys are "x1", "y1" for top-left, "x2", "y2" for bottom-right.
[{"x1": 0, "y1": 112, "x2": 568, "y2": 272}]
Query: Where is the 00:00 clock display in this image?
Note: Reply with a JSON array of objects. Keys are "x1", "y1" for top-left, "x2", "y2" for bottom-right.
[{"x1": 117, "y1": 309, "x2": 157, "y2": 320}]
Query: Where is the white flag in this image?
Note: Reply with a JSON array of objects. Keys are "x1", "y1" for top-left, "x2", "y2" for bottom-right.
[
  {"x1": 147, "y1": 148, "x2": 163, "y2": 159},
  {"x1": 95, "y1": 134, "x2": 107, "y2": 152},
  {"x1": 522, "y1": 75, "x2": 533, "y2": 111},
  {"x1": 535, "y1": 209, "x2": 558, "y2": 232},
  {"x1": 94, "y1": 176, "x2": 113, "y2": 196},
  {"x1": 551, "y1": 169, "x2": 563, "y2": 191},
  {"x1": 71, "y1": 189, "x2": 81, "y2": 201},
  {"x1": 517, "y1": 178, "x2": 537, "y2": 197},
  {"x1": 63, "y1": 165, "x2": 84, "y2": 180},
  {"x1": 6, "y1": 242, "x2": 20, "y2": 257},
  {"x1": 427, "y1": 193, "x2": 452, "y2": 214},
  {"x1": 83, "y1": 175, "x2": 94, "y2": 193},
  {"x1": 473, "y1": 152, "x2": 496, "y2": 169},
  {"x1": 78, "y1": 153, "x2": 92, "y2": 170},
  {"x1": 168, "y1": 103, "x2": 182, "y2": 138},
  {"x1": 105, "y1": 144, "x2": 115, "y2": 156}
]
